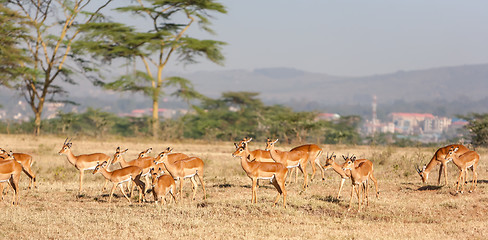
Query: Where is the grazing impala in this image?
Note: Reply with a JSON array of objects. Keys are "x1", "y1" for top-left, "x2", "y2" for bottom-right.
[
  {"x1": 92, "y1": 161, "x2": 145, "y2": 203},
  {"x1": 0, "y1": 148, "x2": 36, "y2": 189},
  {"x1": 58, "y1": 138, "x2": 111, "y2": 194},
  {"x1": 0, "y1": 151, "x2": 23, "y2": 205},
  {"x1": 154, "y1": 148, "x2": 206, "y2": 201},
  {"x1": 150, "y1": 167, "x2": 177, "y2": 205},
  {"x1": 415, "y1": 144, "x2": 469, "y2": 185},
  {"x1": 265, "y1": 138, "x2": 310, "y2": 189},
  {"x1": 342, "y1": 155, "x2": 377, "y2": 212},
  {"x1": 322, "y1": 153, "x2": 379, "y2": 199},
  {"x1": 445, "y1": 147, "x2": 480, "y2": 193},
  {"x1": 232, "y1": 145, "x2": 288, "y2": 207}
]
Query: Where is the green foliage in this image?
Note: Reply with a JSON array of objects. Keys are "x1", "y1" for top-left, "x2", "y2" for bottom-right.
[{"x1": 458, "y1": 113, "x2": 488, "y2": 147}]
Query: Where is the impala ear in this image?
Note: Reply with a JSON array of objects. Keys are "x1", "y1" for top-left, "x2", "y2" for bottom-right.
[
  {"x1": 342, "y1": 155, "x2": 347, "y2": 160},
  {"x1": 147, "y1": 148, "x2": 153, "y2": 153},
  {"x1": 453, "y1": 147, "x2": 459, "y2": 152},
  {"x1": 122, "y1": 149, "x2": 128, "y2": 154},
  {"x1": 273, "y1": 139, "x2": 279, "y2": 144},
  {"x1": 234, "y1": 143, "x2": 238, "y2": 148},
  {"x1": 116, "y1": 146, "x2": 121, "y2": 152},
  {"x1": 247, "y1": 137, "x2": 253, "y2": 143}
]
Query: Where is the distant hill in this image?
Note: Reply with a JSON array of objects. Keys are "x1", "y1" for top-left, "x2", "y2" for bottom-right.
[
  {"x1": 2, "y1": 63, "x2": 488, "y2": 118},
  {"x1": 176, "y1": 64, "x2": 488, "y2": 105}
]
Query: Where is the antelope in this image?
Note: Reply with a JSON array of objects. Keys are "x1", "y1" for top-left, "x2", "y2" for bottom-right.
[
  {"x1": 415, "y1": 144, "x2": 469, "y2": 185},
  {"x1": 0, "y1": 151, "x2": 23, "y2": 205},
  {"x1": 0, "y1": 148, "x2": 36, "y2": 189},
  {"x1": 58, "y1": 138, "x2": 111, "y2": 194},
  {"x1": 289, "y1": 143, "x2": 324, "y2": 182},
  {"x1": 154, "y1": 148, "x2": 206, "y2": 201},
  {"x1": 232, "y1": 145, "x2": 288, "y2": 207},
  {"x1": 150, "y1": 167, "x2": 177, "y2": 205},
  {"x1": 236, "y1": 138, "x2": 274, "y2": 162},
  {"x1": 264, "y1": 138, "x2": 310, "y2": 189},
  {"x1": 445, "y1": 147, "x2": 480, "y2": 193},
  {"x1": 323, "y1": 153, "x2": 379, "y2": 199},
  {"x1": 92, "y1": 161, "x2": 145, "y2": 203},
  {"x1": 342, "y1": 155, "x2": 376, "y2": 212}
]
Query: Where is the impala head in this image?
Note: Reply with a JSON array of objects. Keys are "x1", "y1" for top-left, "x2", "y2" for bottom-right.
[
  {"x1": 415, "y1": 164, "x2": 428, "y2": 183},
  {"x1": 342, "y1": 154, "x2": 356, "y2": 171},
  {"x1": 92, "y1": 161, "x2": 108, "y2": 174},
  {"x1": 322, "y1": 152, "x2": 336, "y2": 170},
  {"x1": 111, "y1": 147, "x2": 128, "y2": 164},
  {"x1": 150, "y1": 167, "x2": 164, "y2": 186},
  {"x1": 139, "y1": 148, "x2": 153, "y2": 158},
  {"x1": 0, "y1": 150, "x2": 15, "y2": 161},
  {"x1": 58, "y1": 138, "x2": 72, "y2": 155},
  {"x1": 154, "y1": 147, "x2": 173, "y2": 164},
  {"x1": 232, "y1": 145, "x2": 246, "y2": 158},
  {"x1": 236, "y1": 137, "x2": 253, "y2": 149},
  {"x1": 444, "y1": 146, "x2": 459, "y2": 162},
  {"x1": 264, "y1": 138, "x2": 279, "y2": 151}
]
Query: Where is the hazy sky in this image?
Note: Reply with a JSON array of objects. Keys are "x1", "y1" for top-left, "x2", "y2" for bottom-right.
[{"x1": 165, "y1": 1, "x2": 488, "y2": 76}]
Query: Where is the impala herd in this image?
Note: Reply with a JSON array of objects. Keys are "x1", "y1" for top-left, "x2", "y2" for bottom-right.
[{"x1": 0, "y1": 138, "x2": 482, "y2": 212}]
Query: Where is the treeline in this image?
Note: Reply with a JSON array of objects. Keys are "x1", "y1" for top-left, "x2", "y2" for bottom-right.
[{"x1": 2, "y1": 91, "x2": 485, "y2": 147}]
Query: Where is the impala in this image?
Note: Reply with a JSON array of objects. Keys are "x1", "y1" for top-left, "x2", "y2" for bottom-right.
[
  {"x1": 0, "y1": 151, "x2": 23, "y2": 205},
  {"x1": 342, "y1": 155, "x2": 376, "y2": 212},
  {"x1": 289, "y1": 143, "x2": 324, "y2": 182},
  {"x1": 150, "y1": 167, "x2": 177, "y2": 205},
  {"x1": 265, "y1": 138, "x2": 310, "y2": 189},
  {"x1": 58, "y1": 138, "x2": 111, "y2": 194},
  {"x1": 236, "y1": 138, "x2": 274, "y2": 162},
  {"x1": 0, "y1": 148, "x2": 36, "y2": 189},
  {"x1": 415, "y1": 144, "x2": 469, "y2": 185},
  {"x1": 92, "y1": 161, "x2": 146, "y2": 203},
  {"x1": 322, "y1": 153, "x2": 379, "y2": 199},
  {"x1": 445, "y1": 147, "x2": 480, "y2": 193},
  {"x1": 232, "y1": 145, "x2": 288, "y2": 207},
  {"x1": 154, "y1": 148, "x2": 206, "y2": 201}
]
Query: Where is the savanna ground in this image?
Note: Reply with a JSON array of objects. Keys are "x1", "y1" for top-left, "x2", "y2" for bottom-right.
[{"x1": 1, "y1": 134, "x2": 487, "y2": 239}]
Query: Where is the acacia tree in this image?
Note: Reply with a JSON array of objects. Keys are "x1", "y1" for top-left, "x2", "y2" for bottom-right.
[
  {"x1": 75, "y1": 0, "x2": 226, "y2": 137},
  {"x1": 0, "y1": 2, "x2": 31, "y2": 84},
  {"x1": 5, "y1": 0, "x2": 114, "y2": 135}
]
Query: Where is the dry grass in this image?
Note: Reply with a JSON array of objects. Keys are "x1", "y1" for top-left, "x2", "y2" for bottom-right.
[{"x1": 1, "y1": 134, "x2": 488, "y2": 239}]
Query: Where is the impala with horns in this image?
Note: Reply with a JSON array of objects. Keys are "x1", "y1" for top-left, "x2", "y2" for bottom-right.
[
  {"x1": 154, "y1": 148, "x2": 206, "y2": 201},
  {"x1": 415, "y1": 144, "x2": 469, "y2": 185},
  {"x1": 322, "y1": 152, "x2": 378, "y2": 199},
  {"x1": 0, "y1": 151, "x2": 23, "y2": 205},
  {"x1": 0, "y1": 148, "x2": 36, "y2": 189},
  {"x1": 342, "y1": 154, "x2": 377, "y2": 212},
  {"x1": 58, "y1": 138, "x2": 111, "y2": 194},
  {"x1": 235, "y1": 137, "x2": 274, "y2": 162},
  {"x1": 92, "y1": 161, "x2": 145, "y2": 203},
  {"x1": 232, "y1": 145, "x2": 288, "y2": 207},
  {"x1": 265, "y1": 138, "x2": 310, "y2": 189},
  {"x1": 444, "y1": 147, "x2": 480, "y2": 193}
]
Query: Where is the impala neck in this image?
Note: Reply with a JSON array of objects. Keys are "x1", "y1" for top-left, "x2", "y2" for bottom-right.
[
  {"x1": 98, "y1": 166, "x2": 113, "y2": 180},
  {"x1": 63, "y1": 149, "x2": 78, "y2": 166},
  {"x1": 330, "y1": 160, "x2": 348, "y2": 178},
  {"x1": 423, "y1": 155, "x2": 439, "y2": 174},
  {"x1": 239, "y1": 154, "x2": 254, "y2": 174},
  {"x1": 118, "y1": 155, "x2": 129, "y2": 168},
  {"x1": 161, "y1": 156, "x2": 178, "y2": 178},
  {"x1": 268, "y1": 147, "x2": 285, "y2": 164}
]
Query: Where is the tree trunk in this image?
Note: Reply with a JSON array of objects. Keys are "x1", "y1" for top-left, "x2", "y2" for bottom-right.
[
  {"x1": 152, "y1": 99, "x2": 159, "y2": 138},
  {"x1": 34, "y1": 111, "x2": 42, "y2": 136}
]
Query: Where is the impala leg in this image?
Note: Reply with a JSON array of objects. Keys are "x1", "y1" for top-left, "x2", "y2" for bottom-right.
[
  {"x1": 442, "y1": 162, "x2": 449, "y2": 186},
  {"x1": 286, "y1": 168, "x2": 294, "y2": 185},
  {"x1": 298, "y1": 164, "x2": 308, "y2": 189},
  {"x1": 271, "y1": 177, "x2": 282, "y2": 207},
  {"x1": 437, "y1": 163, "x2": 443, "y2": 185},
  {"x1": 348, "y1": 185, "x2": 354, "y2": 211},
  {"x1": 109, "y1": 184, "x2": 117, "y2": 203},
  {"x1": 179, "y1": 179, "x2": 183, "y2": 202},
  {"x1": 189, "y1": 177, "x2": 198, "y2": 201},
  {"x1": 169, "y1": 187, "x2": 177, "y2": 204},
  {"x1": 22, "y1": 166, "x2": 36, "y2": 189},
  {"x1": 310, "y1": 157, "x2": 317, "y2": 181},
  {"x1": 315, "y1": 158, "x2": 325, "y2": 181},
  {"x1": 0, "y1": 182, "x2": 5, "y2": 201},
  {"x1": 462, "y1": 169, "x2": 467, "y2": 193},
  {"x1": 79, "y1": 170, "x2": 84, "y2": 194},
  {"x1": 369, "y1": 172, "x2": 380, "y2": 199},
  {"x1": 9, "y1": 175, "x2": 19, "y2": 205},
  {"x1": 119, "y1": 184, "x2": 131, "y2": 203},
  {"x1": 356, "y1": 184, "x2": 361, "y2": 212},
  {"x1": 102, "y1": 179, "x2": 109, "y2": 192},
  {"x1": 338, "y1": 178, "x2": 346, "y2": 198},
  {"x1": 456, "y1": 170, "x2": 462, "y2": 193},
  {"x1": 134, "y1": 174, "x2": 146, "y2": 203},
  {"x1": 471, "y1": 166, "x2": 478, "y2": 192},
  {"x1": 196, "y1": 174, "x2": 206, "y2": 200},
  {"x1": 251, "y1": 178, "x2": 258, "y2": 203},
  {"x1": 275, "y1": 176, "x2": 287, "y2": 208}
]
